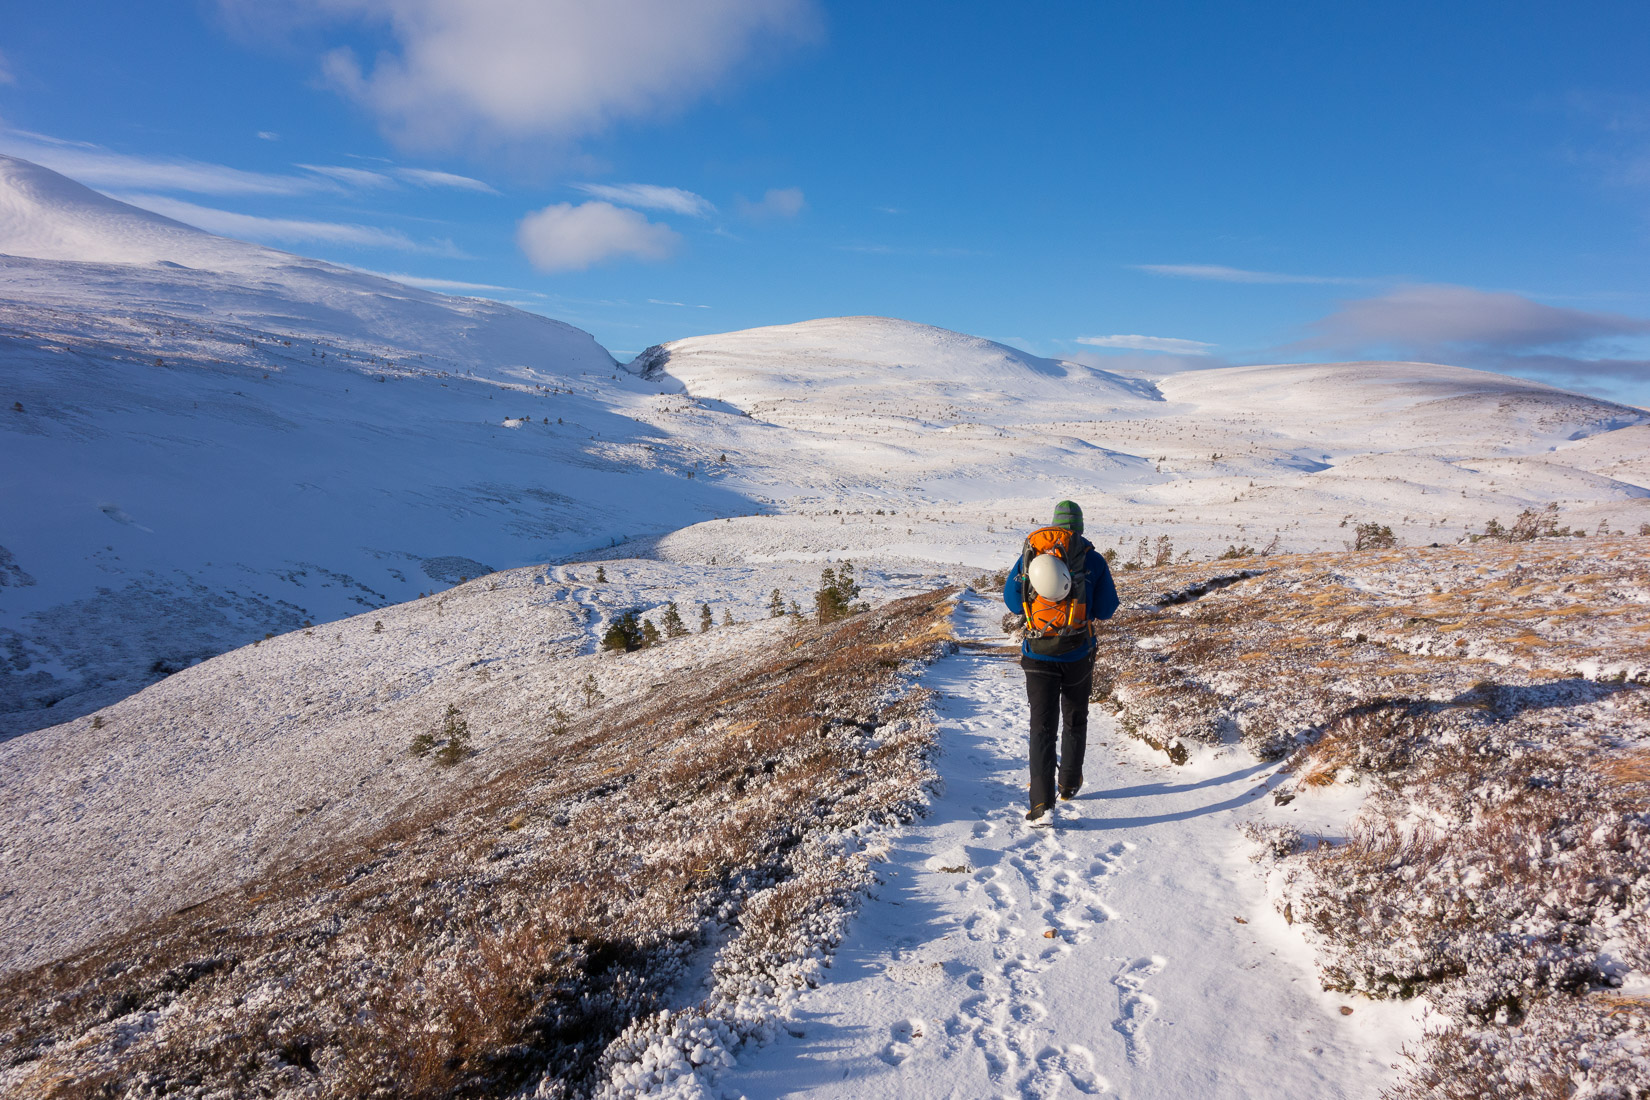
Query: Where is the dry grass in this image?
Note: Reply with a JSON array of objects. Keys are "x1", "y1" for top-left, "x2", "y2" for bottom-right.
[{"x1": 0, "y1": 590, "x2": 957, "y2": 1099}]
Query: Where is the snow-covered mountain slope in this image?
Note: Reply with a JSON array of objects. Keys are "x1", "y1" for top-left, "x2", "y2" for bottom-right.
[
  {"x1": 5, "y1": 152, "x2": 1649, "y2": 741},
  {"x1": 0, "y1": 156, "x2": 748, "y2": 737},
  {"x1": 631, "y1": 319, "x2": 1649, "y2": 566}
]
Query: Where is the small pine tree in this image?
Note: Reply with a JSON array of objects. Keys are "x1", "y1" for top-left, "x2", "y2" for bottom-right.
[
  {"x1": 1153, "y1": 535, "x2": 1174, "y2": 567},
  {"x1": 601, "y1": 610, "x2": 641, "y2": 652},
  {"x1": 435, "y1": 704, "x2": 471, "y2": 766},
  {"x1": 699, "y1": 603, "x2": 713, "y2": 632},
  {"x1": 373, "y1": 620, "x2": 384, "y2": 634},
  {"x1": 722, "y1": 609, "x2": 736, "y2": 626},
  {"x1": 581, "y1": 673, "x2": 604, "y2": 707},
  {"x1": 837, "y1": 560, "x2": 862, "y2": 607},
  {"x1": 595, "y1": 565, "x2": 608, "y2": 583},
  {"x1": 768, "y1": 588, "x2": 785, "y2": 618},
  {"x1": 546, "y1": 705, "x2": 570, "y2": 737},
  {"x1": 788, "y1": 599, "x2": 801, "y2": 620},
  {"x1": 662, "y1": 602, "x2": 688, "y2": 638},
  {"x1": 641, "y1": 619, "x2": 662, "y2": 647},
  {"x1": 815, "y1": 560, "x2": 866, "y2": 623}
]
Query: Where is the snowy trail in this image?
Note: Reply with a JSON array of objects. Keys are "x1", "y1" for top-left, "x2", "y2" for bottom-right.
[{"x1": 719, "y1": 592, "x2": 1419, "y2": 1099}]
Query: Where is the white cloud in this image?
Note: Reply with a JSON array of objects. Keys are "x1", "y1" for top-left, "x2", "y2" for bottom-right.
[
  {"x1": 737, "y1": 186, "x2": 805, "y2": 219},
  {"x1": 1134, "y1": 263, "x2": 1360, "y2": 285},
  {"x1": 1078, "y1": 334, "x2": 1215, "y2": 354},
  {"x1": 516, "y1": 201, "x2": 679, "y2": 272},
  {"x1": 573, "y1": 182, "x2": 714, "y2": 217},
  {"x1": 229, "y1": 0, "x2": 817, "y2": 149},
  {"x1": 2, "y1": 137, "x2": 326, "y2": 196},
  {"x1": 3, "y1": 133, "x2": 498, "y2": 202},
  {"x1": 395, "y1": 166, "x2": 498, "y2": 193},
  {"x1": 347, "y1": 267, "x2": 517, "y2": 291},
  {"x1": 114, "y1": 193, "x2": 436, "y2": 252},
  {"x1": 0, "y1": 50, "x2": 15, "y2": 85},
  {"x1": 299, "y1": 163, "x2": 396, "y2": 188},
  {"x1": 648, "y1": 298, "x2": 711, "y2": 309}
]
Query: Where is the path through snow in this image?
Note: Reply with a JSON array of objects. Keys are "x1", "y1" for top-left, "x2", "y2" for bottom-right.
[{"x1": 718, "y1": 592, "x2": 1421, "y2": 1099}]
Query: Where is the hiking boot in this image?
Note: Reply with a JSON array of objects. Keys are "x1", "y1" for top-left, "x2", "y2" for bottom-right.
[
  {"x1": 1025, "y1": 802, "x2": 1053, "y2": 827},
  {"x1": 1058, "y1": 782, "x2": 1081, "y2": 801}
]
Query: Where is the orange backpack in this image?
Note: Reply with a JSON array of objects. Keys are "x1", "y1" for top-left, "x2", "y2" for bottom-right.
[{"x1": 1019, "y1": 525, "x2": 1090, "y2": 651}]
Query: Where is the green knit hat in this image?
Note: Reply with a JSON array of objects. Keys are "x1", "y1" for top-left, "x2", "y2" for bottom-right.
[{"x1": 1052, "y1": 500, "x2": 1084, "y2": 534}]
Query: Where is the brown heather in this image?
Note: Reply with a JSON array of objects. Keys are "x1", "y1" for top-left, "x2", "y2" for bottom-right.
[
  {"x1": 0, "y1": 590, "x2": 957, "y2": 1100},
  {"x1": 1092, "y1": 536, "x2": 1650, "y2": 1099}
]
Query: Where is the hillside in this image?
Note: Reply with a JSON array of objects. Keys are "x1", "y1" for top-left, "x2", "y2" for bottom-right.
[
  {"x1": 0, "y1": 155, "x2": 745, "y2": 738},
  {"x1": 4, "y1": 535, "x2": 1645, "y2": 1098},
  {"x1": 6, "y1": 155, "x2": 1648, "y2": 738},
  {"x1": 5, "y1": 152, "x2": 1650, "y2": 1099}
]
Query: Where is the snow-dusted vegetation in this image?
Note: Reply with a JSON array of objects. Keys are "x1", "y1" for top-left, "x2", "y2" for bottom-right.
[
  {"x1": 1093, "y1": 535, "x2": 1650, "y2": 1097},
  {"x1": 0, "y1": 588, "x2": 955, "y2": 1098}
]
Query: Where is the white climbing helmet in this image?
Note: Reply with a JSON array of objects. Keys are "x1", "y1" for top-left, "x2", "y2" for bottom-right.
[{"x1": 1027, "y1": 553, "x2": 1072, "y2": 601}]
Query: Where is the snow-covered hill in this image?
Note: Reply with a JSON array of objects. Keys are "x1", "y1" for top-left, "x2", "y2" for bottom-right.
[
  {"x1": 631, "y1": 319, "x2": 1649, "y2": 573},
  {"x1": 5, "y1": 153, "x2": 1649, "y2": 741},
  {"x1": 1, "y1": 156, "x2": 748, "y2": 736}
]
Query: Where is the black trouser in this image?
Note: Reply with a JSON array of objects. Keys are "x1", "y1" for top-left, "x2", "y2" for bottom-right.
[{"x1": 1022, "y1": 652, "x2": 1094, "y2": 809}]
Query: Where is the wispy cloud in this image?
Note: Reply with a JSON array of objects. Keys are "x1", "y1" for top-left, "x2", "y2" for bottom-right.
[
  {"x1": 1078, "y1": 334, "x2": 1215, "y2": 354},
  {"x1": 737, "y1": 186, "x2": 805, "y2": 219},
  {"x1": 838, "y1": 243, "x2": 983, "y2": 257},
  {"x1": 345, "y1": 267, "x2": 518, "y2": 292},
  {"x1": 1306, "y1": 283, "x2": 1650, "y2": 351},
  {"x1": 0, "y1": 50, "x2": 16, "y2": 86},
  {"x1": 1300, "y1": 283, "x2": 1650, "y2": 402},
  {"x1": 3, "y1": 132, "x2": 502, "y2": 206},
  {"x1": 395, "y1": 167, "x2": 497, "y2": 193},
  {"x1": 256, "y1": 130, "x2": 280, "y2": 141},
  {"x1": 1134, "y1": 263, "x2": 1363, "y2": 285},
  {"x1": 4, "y1": 129, "x2": 99, "y2": 148},
  {"x1": 113, "y1": 193, "x2": 448, "y2": 253},
  {"x1": 298, "y1": 163, "x2": 396, "y2": 189},
  {"x1": 2, "y1": 137, "x2": 326, "y2": 196},
  {"x1": 648, "y1": 298, "x2": 711, "y2": 309},
  {"x1": 516, "y1": 200, "x2": 679, "y2": 272},
  {"x1": 226, "y1": 0, "x2": 819, "y2": 149},
  {"x1": 572, "y1": 182, "x2": 713, "y2": 216}
]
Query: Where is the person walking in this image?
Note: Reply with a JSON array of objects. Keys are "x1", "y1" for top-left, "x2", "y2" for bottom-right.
[{"x1": 1002, "y1": 500, "x2": 1119, "y2": 825}]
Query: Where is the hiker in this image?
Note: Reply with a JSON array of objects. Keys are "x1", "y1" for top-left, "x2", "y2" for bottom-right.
[{"x1": 1002, "y1": 500, "x2": 1119, "y2": 825}]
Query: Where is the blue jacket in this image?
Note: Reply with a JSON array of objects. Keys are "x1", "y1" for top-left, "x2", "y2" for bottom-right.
[{"x1": 1003, "y1": 535, "x2": 1120, "y2": 662}]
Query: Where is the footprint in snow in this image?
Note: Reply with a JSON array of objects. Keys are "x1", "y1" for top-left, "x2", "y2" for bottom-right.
[
  {"x1": 879, "y1": 1017, "x2": 926, "y2": 1065},
  {"x1": 1111, "y1": 955, "x2": 1167, "y2": 1064},
  {"x1": 1028, "y1": 1043, "x2": 1108, "y2": 1097}
]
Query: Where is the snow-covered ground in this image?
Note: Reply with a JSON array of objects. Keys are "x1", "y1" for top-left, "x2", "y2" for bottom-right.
[
  {"x1": 714, "y1": 593, "x2": 1420, "y2": 1100},
  {"x1": 4, "y1": 152, "x2": 1649, "y2": 1098}
]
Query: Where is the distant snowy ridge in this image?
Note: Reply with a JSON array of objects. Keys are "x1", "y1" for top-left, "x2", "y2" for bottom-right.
[{"x1": 3, "y1": 152, "x2": 1649, "y2": 741}]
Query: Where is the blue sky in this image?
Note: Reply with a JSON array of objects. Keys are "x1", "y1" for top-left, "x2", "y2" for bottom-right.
[{"x1": 4, "y1": 1, "x2": 1650, "y2": 404}]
